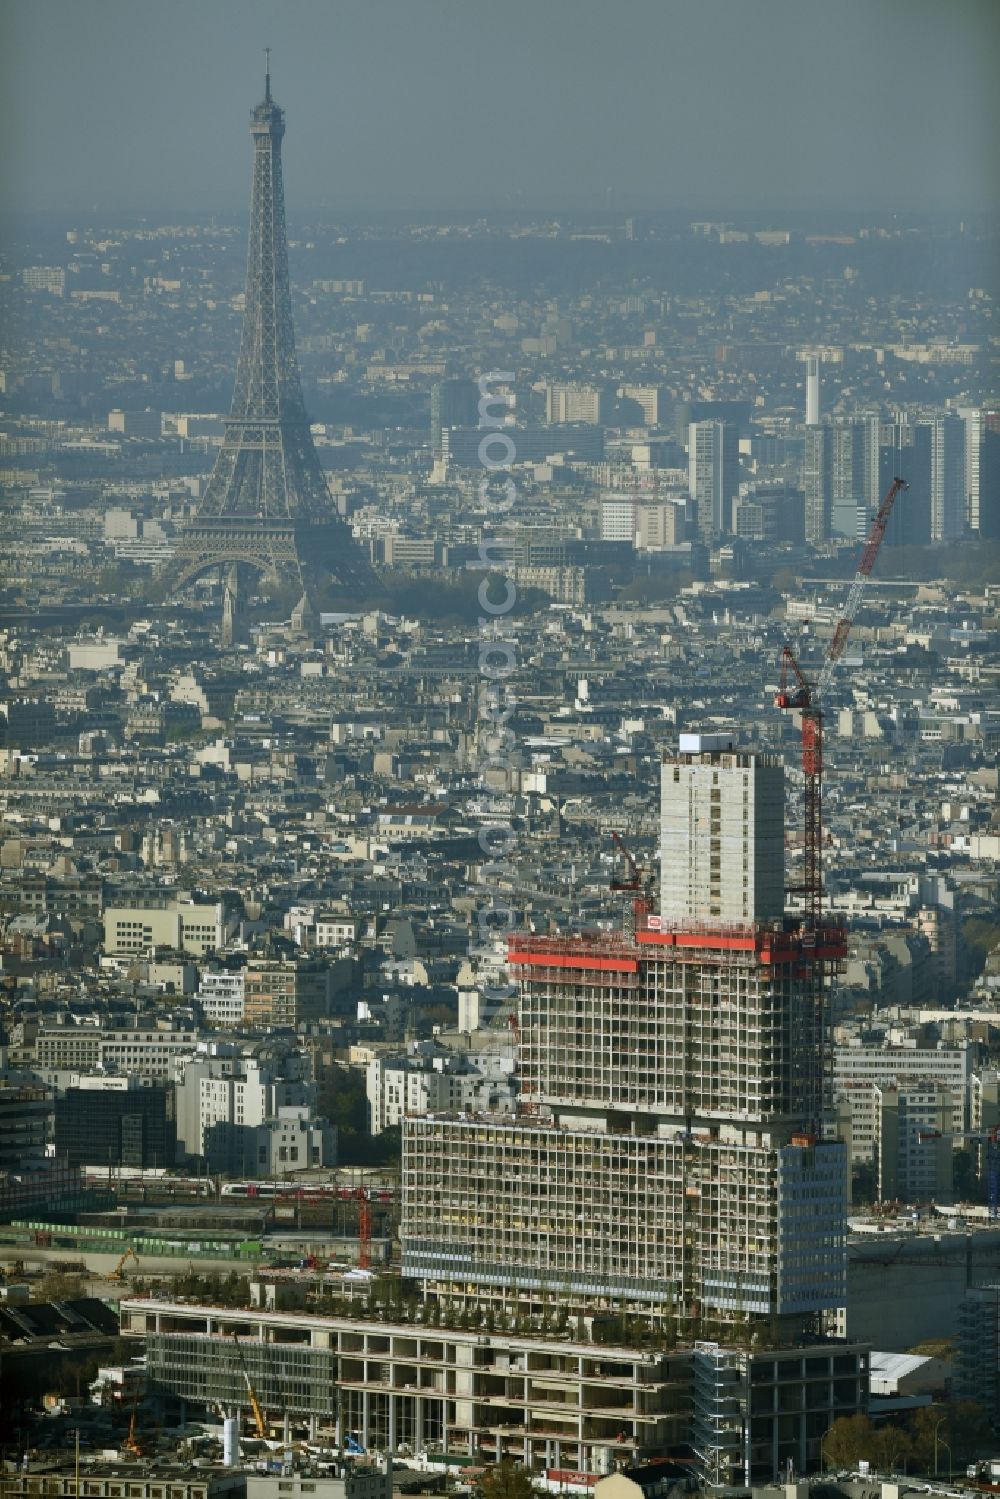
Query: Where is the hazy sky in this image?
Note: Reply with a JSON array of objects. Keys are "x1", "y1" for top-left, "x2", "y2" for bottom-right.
[{"x1": 1, "y1": 0, "x2": 998, "y2": 217}]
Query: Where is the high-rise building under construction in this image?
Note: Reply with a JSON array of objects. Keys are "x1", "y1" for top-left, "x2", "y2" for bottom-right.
[
  {"x1": 402, "y1": 731, "x2": 860, "y2": 1483},
  {"x1": 132, "y1": 737, "x2": 864, "y2": 1488}
]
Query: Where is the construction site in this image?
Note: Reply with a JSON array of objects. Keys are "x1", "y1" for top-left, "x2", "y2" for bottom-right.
[
  {"x1": 397, "y1": 483, "x2": 911, "y2": 1477},
  {"x1": 104, "y1": 483, "x2": 910, "y2": 1488},
  {"x1": 404, "y1": 907, "x2": 848, "y2": 1340}
]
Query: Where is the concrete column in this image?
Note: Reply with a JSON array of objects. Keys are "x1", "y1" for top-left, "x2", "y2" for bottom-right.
[
  {"x1": 414, "y1": 1396, "x2": 423, "y2": 1453},
  {"x1": 388, "y1": 1391, "x2": 396, "y2": 1458},
  {"x1": 362, "y1": 1389, "x2": 371, "y2": 1451}
]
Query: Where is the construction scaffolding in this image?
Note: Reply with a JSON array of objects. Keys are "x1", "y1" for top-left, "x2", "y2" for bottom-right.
[
  {"x1": 509, "y1": 922, "x2": 844, "y2": 1131},
  {"x1": 402, "y1": 921, "x2": 847, "y2": 1340}
]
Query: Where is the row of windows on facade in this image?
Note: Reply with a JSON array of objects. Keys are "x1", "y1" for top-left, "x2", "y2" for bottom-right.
[{"x1": 45, "y1": 1488, "x2": 207, "y2": 1499}]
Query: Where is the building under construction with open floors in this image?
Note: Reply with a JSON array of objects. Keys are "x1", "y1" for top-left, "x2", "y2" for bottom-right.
[
  {"x1": 405, "y1": 740, "x2": 846, "y2": 1338},
  {"x1": 122, "y1": 1292, "x2": 865, "y2": 1484},
  {"x1": 127, "y1": 735, "x2": 863, "y2": 1488},
  {"x1": 404, "y1": 920, "x2": 848, "y2": 1323},
  {"x1": 121, "y1": 1295, "x2": 693, "y2": 1470},
  {"x1": 401, "y1": 734, "x2": 863, "y2": 1486}
]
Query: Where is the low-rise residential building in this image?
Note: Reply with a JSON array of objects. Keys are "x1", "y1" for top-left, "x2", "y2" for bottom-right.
[
  {"x1": 173, "y1": 1050, "x2": 315, "y2": 1163},
  {"x1": 2, "y1": 1467, "x2": 243, "y2": 1499},
  {"x1": 366, "y1": 1047, "x2": 516, "y2": 1134},
  {"x1": 244, "y1": 954, "x2": 334, "y2": 1028},
  {"x1": 103, "y1": 898, "x2": 227, "y2": 957},
  {"x1": 873, "y1": 1082, "x2": 954, "y2": 1203},
  {"x1": 228, "y1": 1107, "x2": 336, "y2": 1176},
  {"x1": 246, "y1": 1473, "x2": 390, "y2": 1499},
  {"x1": 833, "y1": 1041, "x2": 972, "y2": 1150},
  {"x1": 315, "y1": 914, "x2": 360, "y2": 949},
  {"x1": 196, "y1": 968, "x2": 245, "y2": 1027}
]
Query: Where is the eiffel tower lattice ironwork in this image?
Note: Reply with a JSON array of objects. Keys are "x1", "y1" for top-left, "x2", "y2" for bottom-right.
[{"x1": 169, "y1": 61, "x2": 374, "y2": 641}]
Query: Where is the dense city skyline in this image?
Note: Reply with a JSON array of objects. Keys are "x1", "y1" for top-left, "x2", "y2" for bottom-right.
[
  {"x1": 1, "y1": 0, "x2": 999, "y2": 216},
  {"x1": 1, "y1": 7, "x2": 999, "y2": 1490}
]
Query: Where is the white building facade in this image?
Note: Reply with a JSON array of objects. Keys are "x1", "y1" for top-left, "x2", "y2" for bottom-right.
[
  {"x1": 366, "y1": 1049, "x2": 516, "y2": 1135},
  {"x1": 659, "y1": 733, "x2": 785, "y2": 926},
  {"x1": 197, "y1": 970, "x2": 246, "y2": 1028}
]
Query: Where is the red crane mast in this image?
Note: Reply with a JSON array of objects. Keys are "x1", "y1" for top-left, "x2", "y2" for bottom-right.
[
  {"x1": 609, "y1": 829, "x2": 654, "y2": 935},
  {"x1": 354, "y1": 1186, "x2": 372, "y2": 1270},
  {"x1": 775, "y1": 477, "x2": 908, "y2": 931}
]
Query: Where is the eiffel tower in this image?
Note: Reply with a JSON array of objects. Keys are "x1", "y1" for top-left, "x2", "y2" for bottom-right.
[{"x1": 170, "y1": 59, "x2": 375, "y2": 644}]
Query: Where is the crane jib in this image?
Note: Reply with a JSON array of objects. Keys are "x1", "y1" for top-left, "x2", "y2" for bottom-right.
[{"x1": 775, "y1": 476, "x2": 907, "y2": 931}]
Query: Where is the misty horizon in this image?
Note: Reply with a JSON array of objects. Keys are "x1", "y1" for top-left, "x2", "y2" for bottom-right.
[{"x1": 1, "y1": 0, "x2": 998, "y2": 219}]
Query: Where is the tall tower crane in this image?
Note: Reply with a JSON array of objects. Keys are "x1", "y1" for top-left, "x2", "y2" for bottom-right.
[
  {"x1": 775, "y1": 477, "x2": 907, "y2": 931},
  {"x1": 354, "y1": 1186, "x2": 372, "y2": 1271}
]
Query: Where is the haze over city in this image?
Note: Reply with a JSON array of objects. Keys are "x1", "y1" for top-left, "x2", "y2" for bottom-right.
[
  {"x1": 1, "y1": 0, "x2": 999, "y2": 215},
  {"x1": 0, "y1": 1, "x2": 999, "y2": 1496}
]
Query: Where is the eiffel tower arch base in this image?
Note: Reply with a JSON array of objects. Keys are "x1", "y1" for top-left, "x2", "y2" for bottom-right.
[{"x1": 166, "y1": 517, "x2": 368, "y2": 642}]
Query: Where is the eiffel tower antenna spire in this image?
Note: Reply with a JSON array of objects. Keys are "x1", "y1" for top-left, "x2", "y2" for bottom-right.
[{"x1": 167, "y1": 67, "x2": 375, "y2": 644}]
